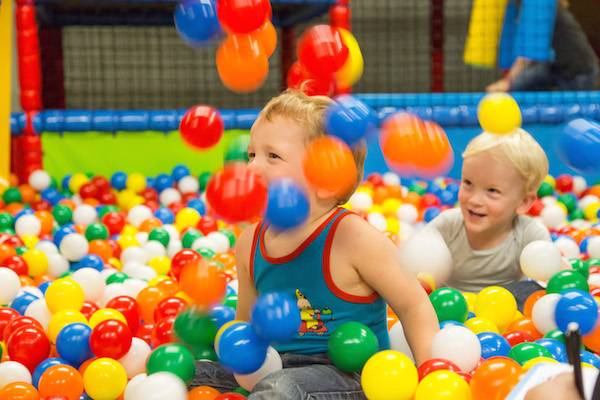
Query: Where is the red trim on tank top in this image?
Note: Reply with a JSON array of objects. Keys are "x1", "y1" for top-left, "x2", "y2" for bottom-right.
[
  {"x1": 248, "y1": 223, "x2": 261, "y2": 286},
  {"x1": 323, "y1": 211, "x2": 380, "y2": 304},
  {"x1": 259, "y1": 208, "x2": 344, "y2": 264}
]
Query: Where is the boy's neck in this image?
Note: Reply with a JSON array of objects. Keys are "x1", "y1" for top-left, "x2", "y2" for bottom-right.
[{"x1": 465, "y1": 216, "x2": 516, "y2": 251}]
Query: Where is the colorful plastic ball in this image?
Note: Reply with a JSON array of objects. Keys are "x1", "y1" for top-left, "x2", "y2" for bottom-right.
[
  {"x1": 327, "y1": 322, "x2": 379, "y2": 372},
  {"x1": 88, "y1": 308, "x2": 128, "y2": 329},
  {"x1": 7, "y1": 325, "x2": 51, "y2": 372},
  {"x1": 297, "y1": 24, "x2": 348, "y2": 77},
  {"x1": 146, "y1": 343, "x2": 195, "y2": 384},
  {"x1": 325, "y1": 95, "x2": 377, "y2": 147},
  {"x1": 82, "y1": 358, "x2": 127, "y2": 400},
  {"x1": 302, "y1": 136, "x2": 357, "y2": 196},
  {"x1": 477, "y1": 92, "x2": 522, "y2": 134},
  {"x1": 233, "y1": 345, "x2": 281, "y2": 392},
  {"x1": 179, "y1": 105, "x2": 224, "y2": 150},
  {"x1": 286, "y1": 61, "x2": 335, "y2": 97},
  {"x1": 429, "y1": 287, "x2": 468, "y2": 323},
  {"x1": 216, "y1": 0, "x2": 271, "y2": 34},
  {"x1": 124, "y1": 371, "x2": 188, "y2": 400},
  {"x1": 216, "y1": 322, "x2": 269, "y2": 374},
  {"x1": 554, "y1": 289, "x2": 598, "y2": 335},
  {"x1": 38, "y1": 364, "x2": 83, "y2": 400},
  {"x1": 361, "y1": 350, "x2": 418, "y2": 400},
  {"x1": 546, "y1": 270, "x2": 589, "y2": 294},
  {"x1": 210, "y1": 304, "x2": 236, "y2": 330},
  {"x1": 0, "y1": 382, "x2": 39, "y2": 400},
  {"x1": 55, "y1": 323, "x2": 93, "y2": 367},
  {"x1": 250, "y1": 292, "x2": 300, "y2": 343},
  {"x1": 470, "y1": 357, "x2": 523, "y2": 400},
  {"x1": 0, "y1": 360, "x2": 32, "y2": 387},
  {"x1": 154, "y1": 207, "x2": 175, "y2": 225},
  {"x1": 45, "y1": 279, "x2": 85, "y2": 314},
  {"x1": 535, "y1": 338, "x2": 567, "y2": 363},
  {"x1": 508, "y1": 342, "x2": 552, "y2": 366},
  {"x1": 557, "y1": 118, "x2": 600, "y2": 174},
  {"x1": 265, "y1": 178, "x2": 310, "y2": 231},
  {"x1": 10, "y1": 293, "x2": 39, "y2": 315},
  {"x1": 205, "y1": 162, "x2": 268, "y2": 222},
  {"x1": 32, "y1": 357, "x2": 70, "y2": 388},
  {"x1": 216, "y1": 33, "x2": 269, "y2": 93},
  {"x1": 334, "y1": 28, "x2": 363, "y2": 89},
  {"x1": 417, "y1": 358, "x2": 461, "y2": 381},
  {"x1": 0, "y1": 267, "x2": 24, "y2": 305},
  {"x1": 180, "y1": 258, "x2": 226, "y2": 305},
  {"x1": 14, "y1": 214, "x2": 41, "y2": 237},
  {"x1": 474, "y1": 286, "x2": 517, "y2": 330},
  {"x1": 29, "y1": 170, "x2": 52, "y2": 192},
  {"x1": 59, "y1": 233, "x2": 89, "y2": 262},
  {"x1": 172, "y1": 306, "x2": 217, "y2": 346},
  {"x1": 520, "y1": 240, "x2": 563, "y2": 281},
  {"x1": 430, "y1": 325, "x2": 481, "y2": 372},
  {"x1": 90, "y1": 319, "x2": 132, "y2": 359},
  {"x1": 414, "y1": 370, "x2": 471, "y2": 400},
  {"x1": 175, "y1": 0, "x2": 222, "y2": 47},
  {"x1": 477, "y1": 331, "x2": 511, "y2": 359}
]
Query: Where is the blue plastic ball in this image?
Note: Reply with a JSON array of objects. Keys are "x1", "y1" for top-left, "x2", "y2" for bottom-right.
[
  {"x1": 111, "y1": 171, "x2": 128, "y2": 191},
  {"x1": 477, "y1": 331, "x2": 511, "y2": 359},
  {"x1": 210, "y1": 304, "x2": 236, "y2": 330},
  {"x1": 73, "y1": 254, "x2": 104, "y2": 272},
  {"x1": 187, "y1": 198, "x2": 206, "y2": 215},
  {"x1": 53, "y1": 225, "x2": 76, "y2": 247},
  {"x1": 555, "y1": 289, "x2": 598, "y2": 335},
  {"x1": 154, "y1": 207, "x2": 175, "y2": 224},
  {"x1": 325, "y1": 95, "x2": 378, "y2": 146},
  {"x1": 32, "y1": 357, "x2": 72, "y2": 388},
  {"x1": 557, "y1": 118, "x2": 600, "y2": 174},
  {"x1": 14, "y1": 208, "x2": 35, "y2": 221},
  {"x1": 155, "y1": 173, "x2": 174, "y2": 192},
  {"x1": 38, "y1": 280, "x2": 53, "y2": 295},
  {"x1": 61, "y1": 174, "x2": 73, "y2": 191},
  {"x1": 423, "y1": 206, "x2": 441, "y2": 223},
  {"x1": 11, "y1": 292, "x2": 40, "y2": 315},
  {"x1": 535, "y1": 338, "x2": 567, "y2": 363},
  {"x1": 174, "y1": 0, "x2": 223, "y2": 48},
  {"x1": 172, "y1": 164, "x2": 191, "y2": 182},
  {"x1": 581, "y1": 350, "x2": 600, "y2": 368},
  {"x1": 265, "y1": 178, "x2": 310, "y2": 230},
  {"x1": 55, "y1": 322, "x2": 94, "y2": 367},
  {"x1": 251, "y1": 292, "x2": 301, "y2": 343},
  {"x1": 439, "y1": 320, "x2": 466, "y2": 329},
  {"x1": 216, "y1": 322, "x2": 269, "y2": 374},
  {"x1": 146, "y1": 176, "x2": 155, "y2": 189}
]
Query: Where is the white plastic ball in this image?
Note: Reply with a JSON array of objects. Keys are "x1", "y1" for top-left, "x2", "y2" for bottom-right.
[
  {"x1": 20, "y1": 286, "x2": 43, "y2": 299},
  {"x1": 28, "y1": 170, "x2": 51, "y2": 192},
  {"x1": 554, "y1": 236, "x2": 580, "y2": 259},
  {"x1": 167, "y1": 240, "x2": 183, "y2": 259},
  {"x1": 389, "y1": 320, "x2": 415, "y2": 363},
  {"x1": 0, "y1": 267, "x2": 22, "y2": 305},
  {"x1": 396, "y1": 203, "x2": 419, "y2": 224},
  {"x1": 14, "y1": 214, "x2": 41, "y2": 237},
  {"x1": 348, "y1": 191, "x2": 373, "y2": 212},
  {"x1": 587, "y1": 236, "x2": 600, "y2": 259},
  {"x1": 397, "y1": 229, "x2": 452, "y2": 287},
  {"x1": 571, "y1": 219, "x2": 592, "y2": 230},
  {"x1": 573, "y1": 176, "x2": 587, "y2": 194},
  {"x1": 123, "y1": 373, "x2": 148, "y2": 400},
  {"x1": 192, "y1": 236, "x2": 219, "y2": 253},
  {"x1": 227, "y1": 279, "x2": 239, "y2": 295},
  {"x1": 234, "y1": 346, "x2": 282, "y2": 391},
  {"x1": 100, "y1": 268, "x2": 120, "y2": 281},
  {"x1": 134, "y1": 232, "x2": 149, "y2": 246},
  {"x1": 100, "y1": 283, "x2": 128, "y2": 307},
  {"x1": 588, "y1": 273, "x2": 600, "y2": 287},
  {"x1": 178, "y1": 175, "x2": 200, "y2": 194},
  {"x1": 540, "y1": 204, "x2": 567, "y2": 230},
  {"x1": 121, "y1": 246, "x2": 148, "y2": 265},
  {"x1": 0, "y1": 361, "x2": 32, "y2": 387},
  {"x1": 520, "y1": 240, "x2": 562, "y2": 281},
  {"x1": 162, "y1": 224, "x2": 180, "y2": 241},
  {"x1": 127, "y1": 205, "x2": 153, "y2": 229},
  {"x1": 159, "y1": 188, "x2": 182, "y2": 207},
  {"x1": 578, "y1": 195, "x2": 600, "y2": 211},
  {"x1": 367, "y1": 211, "x2": 387, "y2": 232},
  {"x1": 143, "y1": 240, "x2": 167, "y2": 260},
  {"x1": 124, "y1": 371, "x2": 188, "y2": 400},
  {"x1": 59, "y1": 233, "x2": 89, "y2": 261},
  {"x1": 73, "y1": 204, "x2": 98, "y2": 226},
  {"x1": 71, "y1": 267, "x2": 106, "y2": 303},
  {"x1": 47, "y1": 253, "x2": 70, "y2": 278},
  {"x1": 531, "y1": 293, "x2": 561, "y2": 334},
  {"x1": 35, "y1": 240, "x2": 59, "y2": 256},
  {"x1": 382, "y1": 172, "x2": 401, "y2": 186},
  {"x1": 540, "y1": 196, "x2": 558, "y2": 206},
  {"x1": 118, "y1": 337, "x2": 152, "y2": 379},
  {"x1": 206, "y1": 231, "x2": 231, "y2": 254},
  {"x1": 122, "y1": 278, "x2": 147, "y2": 299},
  {"x1": 24, "y1": 299, "x2": 53, "y2": 331},
  {"x1": 71, "y1": 193, "x2": 83, "y2": 206},
  {"x1": 430, "y1": 325, "x2": 482, "y2": 372}
]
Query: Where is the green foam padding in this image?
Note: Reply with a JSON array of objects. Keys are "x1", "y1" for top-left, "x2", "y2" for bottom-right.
[{"x1": 41, "y1": 129, "x2": 249, "y2": 180}]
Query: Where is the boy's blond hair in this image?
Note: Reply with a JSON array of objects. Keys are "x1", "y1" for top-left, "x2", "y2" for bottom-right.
[
  {"x1": 257, "y1": 89, "x2": 366, "y2": 204},
  {"x1": 462, "y1": 128, "x2": 549, "y2": 194}
]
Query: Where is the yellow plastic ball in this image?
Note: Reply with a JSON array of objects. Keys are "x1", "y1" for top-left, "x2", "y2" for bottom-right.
[
  {"x1": 83, "y1": 358, "x2": 128, "y2": 400},
  {"x1": 117, "y1": 235, "x2": 139, "y2": 249},
  {"x1": 513, "y1": 310, "x2": 524, "y2": 321},
  {"x1": 522, "y1": 357, "x2": 558, "y2": 370},
  {"x1": 356, "y1": 186, "x2": 374, "y2": 197},
  {"x1": 149, "y1": 256, "x2": 171, "y2": 276},
  {"x1": 124, "y1": 195, "x2": 145, "y2": 210},
  {"x1": 126, "y1": 172, "x2": 146, "y2": 194},
  {"x1": 361, "y1": 350, "x2": 418, "y2": 400},
  {"x1": 175, "y1": 208, "x2": 201, "y2": 229},
  {"x1": 584, "y1": 203, "x2": 600, "y2": 221},
  {"x1": 543, "y1": 175, "x2": 557, "y2": 189},
  {"x1": 462, "y1": 292, "x2": 477, "y2": 312},
  {"x1": 121, "y1": 224, "x2": 138, "y2": 237},
  {"x1": 68, "y1": 173, "x2": 89, "y2": 193},
  {"x1": 368, "y1": 204, "x2": 384, "y2": 215},
  {"x1": 45, "y1": 279, "x2": 85, "y2": 314},
  {"x1": 474, "y1": 286, "x2": 517, "y2": 330},
  {"x1": 216, "y1": 220, "x2": 227, "y2": 230},
  {"x1": 385, "y1": 217, "x2": 400, "y2": 234},
  {"x1": 148, "y1": 275, "x2": 169, "y2": 287},
  {"x1": 117, "y1": 189, "x2": 136, "y2": 209},
  {"x1": 175, "y1": 291, "x2": 194, "y2": 305},
  {"x1": 416, "y1": 272, "x2": 437, "y2": 292},
  {"x1": 464, "y1": 317, "x2": 499, "y2": 334},
  {"x1": 22, "y1": 248, "x2": 48, "y2": 278},
  {"x1": 415, "y1": 370, "x2": 471, "y2": 400},
  {"x1": 48, "y1": 309, "x2": 88, "y2": 343},
  {"x1": 20, "y1": 235, "x2": 39, "y2": 248},
  {"x1": 477, "y1": 92, "x2": 522, "y2": 134},
  {"x1": 381, "y1": 198, "x2": 402, "y2": 216},
  {"x1": 106, "y1": 257, "x2": 122, "y2": 270},
  {"x1": 89, "y1": 308, "x2": 128, "y2": 329},
  {"x1": 334, "y1": 28, "x2": 364, "y2": 89}
]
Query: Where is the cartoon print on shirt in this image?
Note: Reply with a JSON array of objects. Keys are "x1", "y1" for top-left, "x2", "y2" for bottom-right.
[{"x1": 296, "y1": 289, "x2": 334, "y2": 336}]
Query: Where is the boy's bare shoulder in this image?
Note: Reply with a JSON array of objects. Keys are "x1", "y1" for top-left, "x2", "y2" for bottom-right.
[
  {"x1": 235, "y1": 222, "x2": 261, "y2": 265},
  {"x1": 335, "y1": 212, "x2": 394, "y2": 251}
]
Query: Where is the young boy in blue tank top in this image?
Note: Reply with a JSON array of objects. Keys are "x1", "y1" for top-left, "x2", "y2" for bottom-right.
[{"x1": 191, "y1": 90, "x2": 439, "y2": 399}]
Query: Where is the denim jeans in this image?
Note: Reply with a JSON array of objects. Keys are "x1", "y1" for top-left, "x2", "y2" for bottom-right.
[
  {"x1": 191, "y1": 353, "x2": 367, "y2": 400},
  {"x1": 510, "y1": 62, "x2": 599, "y2": 91}
]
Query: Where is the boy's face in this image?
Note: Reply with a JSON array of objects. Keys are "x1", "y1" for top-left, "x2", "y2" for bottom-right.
[
  {"x1": 247, "y1": 115, "x2": 312, "y2": 193},
  {"x1": 458, "y1": 150, "x2": 532, "y2": 237}
]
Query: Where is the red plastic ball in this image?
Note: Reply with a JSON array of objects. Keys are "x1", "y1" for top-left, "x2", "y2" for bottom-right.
[
  {"x1": 106, "y1": 296, "x2": 143, "y2": 331},
  {"x1": 0, "y1": 255, "x2": 28, "y2": 276},
  {"x1": 197, "y1": 215, "x2": 219, "y2": 235},
  {"x1": 297, "y1": 24, "x2": 349, "y2": 77},
  {"x1": 154, "y1": 296, "x2": 188, "y2": 322},
  {"x1": 151, "y1": 315, "x2": 176, "y2": 348},
  {"x1": 7, "y1": 325, "x2": 51, "y2": 372},
  {"x1": 101, "y1": 211, "x2": 125, "y2": 235},
  {"x1": 179, "y1": 105, "x2": 224, "y2": 150},
  {"x1": 89, "y1": 319, "x2": 132, "y2": 359},
  {"x1": 417, "y1": 358, "x2": 461, "y2": 381},
  {"x1": 79, "y1": 183, "x2": 98, "y2": 200},
  {"x1": 205, "y1": 163, "x2": 268, "y2": 222},
  {"x1": 555, "y1": 174, "x2": 574, "y2": 193},
  {"x1": 0, "y1": 307, "x2": 21, "y2": 338},
  {"x1": 216, "y1": 0, "x2": 271, "y2": 34},
  {"x1": 80, "y1": 301, "x2": 100, "y2": 320},
  {"x1": 98, "y1": 191, "x2": 117, "y2": 205},
  {"x1": 91, "y1": 176, "x2": 111, "y2": 194},
  {"x1": 170, "y1": 249, "x2": 202, "y2": 281},
  {"x1": 3, "y1": 316, "x2": 42, "y2": 343},
  {"x1": 503, "y1": 330, "x2": 533, "y2": 347},
  {"x1": 287, "y1": 61, "x2": 335, "y2": 97},
  {"x1": 134, "y1": 322, "x2": 154, "y2": 346}
]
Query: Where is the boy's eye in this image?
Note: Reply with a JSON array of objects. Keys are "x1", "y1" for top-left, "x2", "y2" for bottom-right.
[
  {"x1": 248, "y1": 152, "x2": 255, "y2": 159},
  {"x1": 268, "y1": 153, "x2": 280, "y2": 159},
  {"x1": 462, "y1": 179, "x2": 472, "y2": 186},
  {"x1": 488, "y1": 188, "x2": 499, "y2": 194}
]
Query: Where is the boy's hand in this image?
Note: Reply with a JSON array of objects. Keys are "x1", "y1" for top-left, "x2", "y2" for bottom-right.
[
  {"x1": 524, "y1": 372, "x2": 582, "y2": 400},
  {"x1": 486, "y1": 78, "x2": 511, "y2": 92}
]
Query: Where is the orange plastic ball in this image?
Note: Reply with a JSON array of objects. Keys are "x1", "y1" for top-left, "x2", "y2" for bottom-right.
[
  {"x1": 0, "y1": 243, "x2": 16, "y2": 263},
  {"x1": 216, "y1": 34, "x2": 269, "y2": 93},
  {"x1": 35, "y1": 210, "x2": 55, "y2": 234},
  {"x1": 136, "y1": 286, "x2": 168, "y2": 324},
  {"x1": 251, "y1": 19, "x2": 277, "y2": 58},
  {"x1": 188, "y1": 385, "x2": 221, "y2": 400},
  {"x1": 523, "y1": 290, "x2": 545, "y2": 318},
  {"x1": 0, "y1": 382, "x2": 39, "y2": 400},
  {"x1": 139, "y1": 217, "x2": 163, "y2": 233},
  {"x1": 38, "y1": 364, "x2": 84, "y2": 400},
  {"x1": 18, "y1": 184, "x2": 36, "y2": 204},
  {"x1": 88, "y1": 239, "x2": 113, "y2": 262},
  {"x1": 505, "y1": 317, "x2": 542, "y2": 340},
  {"x1": 179, "y1": 259, "x2": 227, "y2": 305}
]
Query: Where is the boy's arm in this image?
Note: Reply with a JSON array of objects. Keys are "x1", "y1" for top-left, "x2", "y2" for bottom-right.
[
  {"x1": 337, "y1": 215, "x2": 439, "y2": 366},
  {"x1": 234, "y1": 223, "x2": 260, "y2": 321}
]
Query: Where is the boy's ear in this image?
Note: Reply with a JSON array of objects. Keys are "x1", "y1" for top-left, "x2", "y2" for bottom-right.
[
  {"x1": 516, "y1": 191, "x2": 537, "y2": 215},
  {"x1": 315, "y1": 187, "x2": 338, "y2": 200}
]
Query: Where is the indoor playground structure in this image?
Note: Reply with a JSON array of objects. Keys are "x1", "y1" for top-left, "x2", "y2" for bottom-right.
[{"x1": 3, "y1": 0, "x2": 600, "y2": 399}]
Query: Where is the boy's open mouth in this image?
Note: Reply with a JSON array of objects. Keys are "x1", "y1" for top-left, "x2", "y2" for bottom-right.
[{"x1": 468, "y1": 210, "x2": 486, "y2": 218}]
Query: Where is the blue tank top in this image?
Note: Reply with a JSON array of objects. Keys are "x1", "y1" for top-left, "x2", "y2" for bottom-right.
[{"x1": 250, "y1": 208, "x2": 390, "y2": 355}]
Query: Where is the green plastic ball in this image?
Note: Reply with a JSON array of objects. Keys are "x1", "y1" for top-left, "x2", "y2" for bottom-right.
[
  {"x1": 98, "y1": 205, "x2": 119, "y2": 219},
  {"x1": 537, "y1": 182, "x2": 554, "y2": 198},
  {"x1": 408, "y1": 183, "x2": 426, "y2": 196},
  {"x1": 85, "y1": 223, "x2": 109, "y2": 241},
  {"x1": 188, "y1": 343, "x2": 218, "y2": 361},
  {"x1": 198, "y1": 172, "x2": 211, "y2": 192},
  {"x1": 569, "y1": 258, "x2": 589, "y2": 279},
  {"x1": 570, "y1": 208, "x2": 585, "y2": 221},
  {"x1": 106, "y1": 271, "x2": 129, "y2": 284},
  {"x1": 149, "y1": 227, "x2": 170, "y2": 247},
  {"x1": 173, "y1": 307, "x2": 217, "y2": 347},
  {"x1": 15, "y1": 246, "x2": 28, "y2": 256},
  {"x1": 507, "y1": 342, "x2": 552, "y2": 366},
  {"x1": 2, "y1": 188, "x2": 21, "y2": 204},
  {"x1": 197, "y1": 247, "x2": 216, "y2": 260},
  {"x1": 224, "y1": 134, "x2": 250, "y2": 163},
  {"x1": 146, "y1": 343, "x2": 195, "y2": 384},
  {"x1": 223, "y1": 294, "x2": 237, "y2": 310},
  {"x1": 182, "y1": 229, "x2": 203, "y2": 249},
  {"x1": 429, "y1": 287, "x2": 468, "y2": 323},
  {"x1": 52, "y1": 204, "x2": 73, "y2": 225},
  {"x1": 328, "y1": 322, "x2": 379, "y2": 372},
  {"x1": 219, "y1": 229, "x2": 236, "y2": 248},
  {"x1": 557, "y1": 193, "x2": 577, "y2": 214},
  {"x1": 0, "y1": 212, "x2": 15, "y2": 230},
  {"x1": 546, "y1": 270, "x2": 589, "y2": 294}
]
